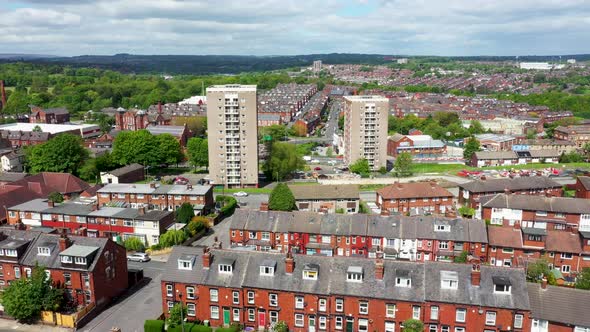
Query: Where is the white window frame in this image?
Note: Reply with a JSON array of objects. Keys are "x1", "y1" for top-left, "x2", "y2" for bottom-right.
[
  {"x1": 431, "y1": 306, "x2": 439, "y2": 320},
  {"x1": 209, "y1": 288, "x2": 218, "y2": 302},
  {"x1": 295, "y1": 314, "x2": 304, "y2": 327},
  {"x1": 359, "y1": 301, "x2": 369, "y2": 315},
  {"x1": 269, "y1": 293, "x2": 278, "y2": 307},
  {"x1": 485, "y1": 311, "x2": 496, "y2": 326},
  {"x1": 456, "y1": 308, "x2": 466, "y2": 322},
  {"x1": 210, "y1": 306, "x2": 219, "y2": 319}
]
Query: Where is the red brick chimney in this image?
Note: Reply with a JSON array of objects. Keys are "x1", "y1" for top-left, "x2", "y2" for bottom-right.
[
  {"x1": 471, "y1": 263, "x2": 481, "y2": 286},
  {"x1": 260, "y1": 202, "x2": 269, "y2": 212},
  {"x1": 514, "y1": 221, "x2": 521, "y2": 229},
  {"x1": 285, "y1": 251, "x2": 294, "y2": 274},
  {"x1": 48, "y1": 200, "x2": 55, "y2": 207},
  {"x1": 375, "y1": 258, "x2": 384, "y2": 280},
  {"x1": 202, "y1": 247, "x2": 211, "y2": 268},
  {"x1": 541, "y1": 277, "x2": 548, "y2": 289},
  {"x1": 59, "y1": 233, "x2": 71, "y2": 252}
]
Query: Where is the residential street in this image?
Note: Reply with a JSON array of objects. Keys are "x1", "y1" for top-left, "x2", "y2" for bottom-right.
[{"x1": 79, "y1": 260, "x2": 165, "y2": 332}]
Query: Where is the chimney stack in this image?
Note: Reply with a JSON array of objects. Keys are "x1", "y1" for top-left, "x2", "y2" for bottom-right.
[
  {"x1": 59, "y1": 232, "x2": 71, "y2": 252},
  {"x1": 260, "y1": 202, "x2": 269, "y2": 212},
  {"x1": 380, "y1": 209, "x2": 390, "y2": 216},
  {"x1": 139, "y1": 206, "x2": 146, "y2": 215},
  {"x1": 375, "y1": 258, "x2": 384, "y2": 280},
  {"x1": 541, "y1": 277, "x2": 548, "y2": 289},
  {"x1": 48, "y1": 200, "x2": 55, "y2": 207},
  {"x1": 202, "y1": 247, "x2": 211, "y2": 268},
  {"x1": 471, "y1": 263, "x2": 481, "y2": 286},
  {"x1": 150, "y1": 182, "x2": 156, "y2": 189},
  {"x1": 158, "y1": 101, "x2": 163, "y2": 114},
  {"x1": 285, "y1": 251, "x2": 294, "y2": 274},
  {"x1": 504, "y1": 188, "x2": 511, "y2": 195}
]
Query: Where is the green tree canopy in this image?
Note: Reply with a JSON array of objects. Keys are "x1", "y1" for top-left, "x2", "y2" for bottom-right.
[
  {"x1": 176, "y1": 202, "x2": 195, "y2": 224},
  {"x1": 155, "y1": 133, "x2": 184, "y2": 165},
  {"x1": 25, "y1": 133, "x2": 89, "y2": 175},
  {"x1": 160, "y1": 229, "x2": 188, "y2": 247},
  {"x1": 1, "y1": 264, "x2": 64, "y2": 322},
  {"x1": 268, "y1": 183, "x2": 297, "y2": 211},
  {"x1": 401, "y1": 319, "x2": 424, "y2": 332},
  {"x1": 576, "y1": 267, "x2": 590, "y2": 290},
  {"x1": 124, "y1": 237, "x2": 145, "y2": 252},
  {"x1": 394, "y1": 152, "x2": 413, "y2": 177},
  {"x1": 167, "y1": 303, "x2": 187, "y2": 327},
  {"x1": 48, "y1": 192, "x2": 64, "y2": 203},
  {"x1": 349, "y1": 158, "x2": 371, "y2": 177},
  {"x1": 463, "y1": 136, "x2": 481, "y2": 160},
  {"x1": 186, "y1": 137, "x2": 209, "y2": 168},
  {"x1": 264, "y1": 142, "x2": 305, "y2": 181}
]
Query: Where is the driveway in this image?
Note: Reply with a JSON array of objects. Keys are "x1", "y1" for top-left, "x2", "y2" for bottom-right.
[{"x1": 79, "y1": 261, "x2": 165, "y2": 332}]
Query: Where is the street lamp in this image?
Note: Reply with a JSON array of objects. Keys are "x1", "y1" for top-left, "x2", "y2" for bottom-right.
[{"x1": 177, "y1": 290, "x2": 185, "y2": 332}]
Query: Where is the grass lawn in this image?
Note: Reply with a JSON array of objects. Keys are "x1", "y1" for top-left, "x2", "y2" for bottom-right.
[
  {"x1": 213, "y1": 187, "x2": 273, "y2": 194},
  {"x1": 409, "y1": 162, "x2": 590, "y2": 174},
  {"x1": 360, "y1": 184, "x2": 388, "y2": 191}
]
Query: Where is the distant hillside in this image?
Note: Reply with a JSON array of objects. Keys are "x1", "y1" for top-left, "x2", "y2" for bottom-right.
[{"x1": 1, "y1": 53, "x2": 589, "y2": 75}]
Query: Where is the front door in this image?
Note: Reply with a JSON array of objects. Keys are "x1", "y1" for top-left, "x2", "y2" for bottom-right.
[
  {"x1": 308, "y1": 315, "x2": 316, "y2": 332},
  {"x1": 337, "y1": 248, "x2": 344, "y2": 256},
  {"x1": 223, "y1": 308, "x2": 230, "y2": 326},
  {"x1": 346, "y1": 317, "x2": 354, "y2": 332},
  {"x1": 258, "y1": 310, "x2": 266, "y2": 330}
]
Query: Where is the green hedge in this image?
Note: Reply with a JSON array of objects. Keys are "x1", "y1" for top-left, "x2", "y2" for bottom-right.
[
  {"x1": 167, "y1": 324, "x2": 212, "y2": 332},
  {"x1": 215, "y1": 327, "x2": 239, "y2": 332},
  {"x1": 144, "y1": 320, "x2": 165, "y2": 332},
  {"x1": 216, "y1": 195, "x2": 238, "y2": 216}
]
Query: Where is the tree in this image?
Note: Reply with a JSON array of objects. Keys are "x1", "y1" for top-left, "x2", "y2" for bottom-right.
[
  {"x1": 463, "y1": 137, "x2": 481, "y2": 160},
  {"x1": 26, "y1": 133, "x2": 89, "y2": 175},
  {"x1": 268, "y1": 183, "x2": 297, "y2": 211},
  {"x1": 155, "y1": 133, "x2": 183, "y2": 165},
  {"x1": 261, "y1": 124, "x2": 288, "y2": 142},
  {"x1": 560, "y1": 151, "x2": 584, "y2": 163},
  {"x1": 458, "y1": 206, "x2": 475, "y2": 218},
  {"x1": 401, "y1": 319, "x2": 424, "y2": 332},
  {"x1": 186, "y1": 137, "x2": 209, "y2": 169},
  {"x1": 32, "y1": 125, "x2": 42, "y2": 132},
  {"x1": 167, "y1": 303, "x2": 187, "y2": 327},
  {"x1": 468, "y1": 120, "x2": 486, "y2": 135},
  {"x1": 48, "y1": 192, "x2": 64, "y2": 203},
  {"x1": 1, "y1": 264, "x2": 64, "y2": 322},
  {"x1": 453, "y1": 251, "x2": 469, "y2": 263},
  {"x1": 3, "y1": 87, "x2": 30, "y2": 115},
  {"x1": 394, "y1": 152, "x2": 413, "y2": 177},
  {"x1": 576, "y1": 267, "x2": 590, "y2": 290},
  {"x1": 186, "y1": 217, "x2": 209, "y2": 236},
  {"x1": 111, "y1": 130, "x2": 158, "y2": 166},
  {"x1": 124, "y1": 237, "x2": 145, "y2": 252},
  {"x1": 583, "y1": 142, "x2": 590, "y2": 158},
  {"x1": 160, "y1": 230, "x2": 188, "y2": 247},
  {"x1": 176, "y1": 202, "x2": 195, "y2": 224},
  {"x1": 291, "y1": 122, "x2": 308, "y2": 137},
  {"x1": 526, "y1": 259, "x2": 551, "y2": 283},
  {"x1": 264, "y1": 142, "x2": 305, "y2": 181},
  {"x1": 349, "y1": 158, "x2": 371, "y2": 178},
  {"x1": 326, "y1": 147, "x2": 334, "y2": 157}
]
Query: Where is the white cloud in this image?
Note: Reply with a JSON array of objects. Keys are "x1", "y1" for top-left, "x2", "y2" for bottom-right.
[{"x1": 1, "y1": 0, "x2": 589, "y2": 56}]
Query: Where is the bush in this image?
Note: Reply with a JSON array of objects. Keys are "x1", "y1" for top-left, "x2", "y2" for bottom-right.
[
  {"x1": 187, "y1": 217, "x2": 209, "y2": 236},
  {"x1": 48, "y1": 192, "x2": 64, "y2": 203},
  {"x1": 168, "y1": 323, "x2": 212, "y2": 332},
  {"x1": 144, "y1": 320, "x2": 165, "y2": 332},
  {"x1": 176, "y1": 202, "x2": 195, "y2": 224},
  {"x1": 268, "y1": 183, "x2": 296, "y2": 211},
  {"x1": 215, "y1": 327, "x2": 240, "y2": 332},
  {"x1": 124, "y1": 237, "x2": 145, "y2": 252},
  {"x1": 160, "y1": 230, "x2": 188, "y2": 248},
  {"x1": 216, "y1": 195, "x2": 238, "y2": 216},
  {"x1": 150, "y1": 243, "x2": 163, "y2": 251}
]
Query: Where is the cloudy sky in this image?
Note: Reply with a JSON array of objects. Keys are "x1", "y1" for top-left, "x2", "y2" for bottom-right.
[{"x1": 1, "y1": 0, "x2": 590, "y2": 56}]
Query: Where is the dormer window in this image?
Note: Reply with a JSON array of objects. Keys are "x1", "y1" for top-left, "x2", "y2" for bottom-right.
[
  {"x1": 61, "y1": 255, "x2": 72, "y2": 263},
  {"x1": 303, "y1": 264, "x2": 319, "y2": 280},
  {"x1": 441, "y1": 271, "x2": 458, "y2": 289},
  {"x1": 493, "y1": 276, "x2": 512, "y2": 294},
  {"x1": 178, "y1": 255, "x2": 196, "y2": 270},
  {"x1": 260, "y1": 260, "x2": 276, "y2": 276},
  {"x1": 37, "y1": 247, "x2": 51, "y2": 256},
  {"x1": 347, "y1": 266, "x2": 363, "y2": 282},
  {"x1": 74, "y1": 257, "x2": 87, "y2": 265},
  {"x1": 5, "y1": 249, "x2": 17, "y2": 257},
  {"x1": 218, "y1": 258, "x2": 235, "y2": 274},
  {"x1": 395, "y1": 270, "x2": 411, "y2": 287},
  {"x1": 435, "y1": 225, "x2": 450, "y2": 232}
]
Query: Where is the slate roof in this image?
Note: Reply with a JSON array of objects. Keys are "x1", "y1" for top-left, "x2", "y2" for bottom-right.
[
  {"x1": 288, "y1": 184, "x2": 359, "y2": 200},
  {"x1": 162, "y1": 247, "x2": 529, "y2": 310},
  {"x1": 377, "y1": 182, "x2": 453, "y2": 199},
  {"x1": 545, "y1": 231, "x2": 582, "y2": 253},
  {"x1": 527, "y1": 283, "x2": 590, "y2": 327},
  {"x1": 578, "y1": 176, "x2": 590, "y2": 190},
  {"x1": 107, "y1": 163, "x2": 144, "y2": 177},
  {"x1": 12, "y1": 172, "x2": 90, "y2": 196},
  {"x1": 474, "y1": 151, "x2": 518, "y2": 160},
  {"x1": 230, "y1": 209, "x2": 488, "y2": 243},
  {"x1": 481, "y1": 193, "x2": 590, "y2": 214},
  {"x1": 98, "y1": 183, "x2": 212, "y2": 196},
  {"x1": 459, "y1": 177, "x2": 562, "y2": 193}
]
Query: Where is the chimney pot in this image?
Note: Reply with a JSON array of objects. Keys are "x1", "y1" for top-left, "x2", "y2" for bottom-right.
[
  {"x1": 285, "y1": 251, "x2": 294, "y2": 274},
  {"x1": 202, "y1": 247, "x2": 211, "y2": 268},
  {"x1": 48, "y1": 200, "x2": 55, "y2": 207},
  {"x1": 59, "y1": 233, "x2": 71, "y2": 252},
  {"x1": 260, "y1": 202, "x2": 269, "y2": 212},
  {"x1": 541, "y1": 277, "x2": 548, "y2": 289},
  {"x1": 471, "y1": 263, "x2": 481, "y2": 286}
]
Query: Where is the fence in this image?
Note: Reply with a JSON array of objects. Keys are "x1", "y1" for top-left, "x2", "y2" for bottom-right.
[{"x1": 40, "y1": 303, "x2": 95, "y2": 328}]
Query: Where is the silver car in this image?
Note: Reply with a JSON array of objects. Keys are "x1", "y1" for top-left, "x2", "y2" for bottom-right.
[{"x1": 127, "y1": 253, "x2": 151, "y2": 262}]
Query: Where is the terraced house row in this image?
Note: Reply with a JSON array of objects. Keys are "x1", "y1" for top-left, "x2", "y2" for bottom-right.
[
  {"x1": 0, "y1": 229, "x2": 127, "y2": 308},
  {"x1": 229, "y1": 209, "x2": 488, "y2": 262},
  {"x1": 6, "y1": 198, "x2": 174, "y2": 246},
  {"x1": 160, "y1": 246, "x2": 542, "y2": 332},
  {"x1": 96, "y1": 183, "x2": 214, "y2": 215}
]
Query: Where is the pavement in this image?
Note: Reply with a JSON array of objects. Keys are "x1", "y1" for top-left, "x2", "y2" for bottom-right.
[
  {"x1": 0, "y1": 320, "x2": 71, "y2": 332},
  {"x1": 78, "y1": 260, "x2": 165, "y2": 332}
]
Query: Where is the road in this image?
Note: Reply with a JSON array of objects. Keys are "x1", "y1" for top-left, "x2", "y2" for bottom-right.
[
  {"x1": 79, "y1": 260, "x2": 165, "y2": 332},
  {"x1": 323, "y1": 99, "x2": 341, "y2": 140}
]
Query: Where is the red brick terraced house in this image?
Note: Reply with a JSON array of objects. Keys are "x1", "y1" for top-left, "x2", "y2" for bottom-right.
[
  {"x1": 30, "y1": 106, "x2": 70, "y2": 124},
  {"x1": 458, "y1": 177, "x2": 563, "y2": 209},
  {"x1": 574, "y1": 176, "x2": 590, "y2": 199},
  {"x1": 527, "y1": 282, "x2": 590, "y2": 331},
  {"x1": 6, "y1": 199, "x2": 174, "y2": 247},
  {"x1": 160, "y1": 247, "x2": 532, "y2": 332},
  {"x1": 0, "y1": 229, "x2": 127, "y2": 308},
  {"x1": 376, "y1": 182, "x2": 454, "y2": 215},
  {"x1": 97, "y1": 183, "x2": 214, "y2": 215},
  {"x1": 228, "y1": 209, "x2": 488, "y2": 263}
]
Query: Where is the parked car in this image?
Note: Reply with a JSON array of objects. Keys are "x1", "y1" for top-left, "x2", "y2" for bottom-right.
[
  {"x1": 174, "y1": 176, "x2": 190, "y2": 185},
  {"x1": 127, "y1": 253, "x2": 150, "y2": 262},
  {"x1": 314, "y1": 167, "x2": 322, "y2": 171},
  {"x1": 311, "y1": 159, "x2": 320, "y2": 164},
  {"x1": 233, "y1": 191, "x2": 249, "y2": 197}
]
